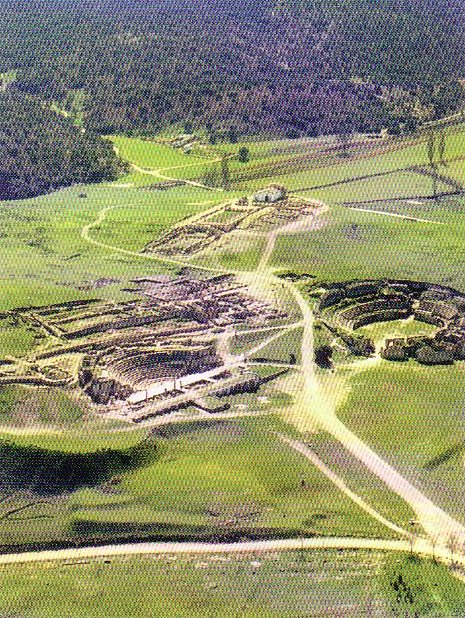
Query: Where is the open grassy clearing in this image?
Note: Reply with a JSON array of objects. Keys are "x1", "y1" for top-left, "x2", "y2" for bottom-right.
[
  {"x1": 230, "y1": 330, "x2": 280, "y2": 356},
  {"x1": 0, "y1": 317, "x2": 42, "y2": 357},
  {"x1": 249, "y1": 327, "x2": 303, "y2": 364},
  {"x1": 358, "y1": 318, "x2": 437, "y2": 346},
  {"x1": 109, "y1": 170, "x2": 159, "y2": 187},
  {"x1": 0, "y1": 182, "x2": 229, "y2": 311},
  {"x1": 109, "y1": 136, "x2": 229, "y2": 182},
  {"x1": 232, "y1": 125, "x2": 465, "y2": 193},
  {"x1": 337, "y1": 361, "x2": 465, "y2": 524},
  {"x1": 305, "y1": 430, "x2": 417, "y2": 531},
  {"x1": 339, "y1": 195, "x2": 465, "y2": 224},
  {"x1": 110, "y1": 136, "x2": 205, "y2": 170},
  {"x1": 0, "y1": 422, "x2": 146, "y2": 453},
  {"x1": 310, "y1": 170, "x2": 451, "y2": 205},
  {"x1": 71, "y1": 416, "x2": 392, "y2": 541},
  {"x1": 0, "y1": 417, "x2": 400, "y2": 551},
  {"x1": 271, "y1": 203, "x2": 465, "y2": 290},
  {"x1": 0, "y1": 550, "x2": 463, "y2": 618},
  {"x1": 91, "y1": 187, "x2": 227, "y2": 252},
  {"x1": 0, "y1": 386, "x2": 85, "y2": 430},
  {"x1": 194, "y1": 234, "x2": 267, "y2": 272}
]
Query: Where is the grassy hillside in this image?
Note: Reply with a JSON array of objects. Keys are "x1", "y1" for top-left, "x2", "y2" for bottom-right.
[{"x1": 0, "y1": 551, "x2": 464, "y2": 617}]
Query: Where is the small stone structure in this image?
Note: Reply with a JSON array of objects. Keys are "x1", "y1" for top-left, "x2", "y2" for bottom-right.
[{"x1": 253, "y1": 185, "x2": 287, "y2": 204}]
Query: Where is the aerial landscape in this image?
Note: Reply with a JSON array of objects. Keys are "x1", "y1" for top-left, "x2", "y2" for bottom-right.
[{"x1": 2, "y1": 0, "x2": 465, "y2": 616}]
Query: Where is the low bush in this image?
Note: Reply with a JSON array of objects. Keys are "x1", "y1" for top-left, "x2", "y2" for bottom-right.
[{"x1": 415, "y1": 346, "x2": 454, "y2": 366}]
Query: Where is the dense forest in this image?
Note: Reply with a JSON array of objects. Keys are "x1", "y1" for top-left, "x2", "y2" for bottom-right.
[
  {"x1": 0, "y1": 92, "x2": 125, "y2": 200},
  {"x1": 0, "y1": 0, "x2": 464, "y2": 198},
  {"x1": 1, "y1": 0, "x2": 464, "y2": 138}
]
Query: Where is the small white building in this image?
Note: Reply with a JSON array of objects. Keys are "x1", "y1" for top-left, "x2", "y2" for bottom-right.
[{"x1": 253, "y1": 185, "x2": 287, "y2": 204}]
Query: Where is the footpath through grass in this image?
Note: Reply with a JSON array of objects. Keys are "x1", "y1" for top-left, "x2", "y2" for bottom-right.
[
  {"x1": 0, "y1": 181, "x2": 229, "y2": 311},
  {"x1": 0, "y1": 416, "x2": 400, "y2": 551}
]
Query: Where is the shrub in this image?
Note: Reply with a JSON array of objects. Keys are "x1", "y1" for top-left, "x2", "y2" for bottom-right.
[
  {"x1": 238, "y1": 146, "x2": 250, "y2": 163},
  {"x1": 315, "y1": 345, "x2": 333, "y2": 369},
  {"x1": 415, "y1": 346, "x2": 454, "y2": 366}
]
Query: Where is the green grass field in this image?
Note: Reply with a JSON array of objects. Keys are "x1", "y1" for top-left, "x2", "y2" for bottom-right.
[
  {"x1": 358, "y1": 318, "x2": 437, "y2": 345},
  {"x1": 257, "y1": 125, "x2": 465, "y2": 194},
  {"x1": 249, "y1": 327, "x2": 303, "y2": 363},
  {"x1": 110, "y1": 136, "x2": 205, "y2": 170},
  {"x1": 0, "y1": 317, "x2": 41, "y2": 357},
  {"x1": 0, "y1": 385, "x2": 85, "y2": 429},
  {"x1": 0, "y1": 550, "x2": 463, "y2": 617},
  {"x1": 0, "y1": 416, "x2": 402, "y2": 551},
  {"x1": 70, "y1": 417, "x2": 393, "y2": 541},
  {"x1": 0, "y1": 182, "x2": 231, "y2": 311},
  {"x1": 271, "y1": 201, "x2": 465, "y2": 291},
  {"x1": 91, "y1": 188, "x2": 226, "y2": 252},
  {"x1": 337, "y1": 361, "x2": 465, "y2": 523},
  {"x1": 309, "y1": 169, "x2": 451, "y2": 205}
]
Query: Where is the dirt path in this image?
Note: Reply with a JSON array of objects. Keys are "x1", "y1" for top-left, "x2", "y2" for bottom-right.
[
  {"x1": 347, "y1": 206, "x2": 446, "y2": 225},
  {"x1": 281, "y1": 274, "x2": 465, "y2": 544},
  {"x1": 0, "y1": 535, "x2": 460, "y2": 567},
  {"x1": 280, "y1": 435, "x2": 408, "y2": 537},
  {"x1": 132, "y1": 163, "x2": 224, "y2": 192}
]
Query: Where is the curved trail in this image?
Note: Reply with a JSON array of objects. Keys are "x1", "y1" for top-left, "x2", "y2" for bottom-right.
[
  {"x1": 0, "y1": 536, "x2": 463, "y2": 568},
  {"x1": 78, "y1": 171, "x2": 465, "y2": 555},
  {"x1": 132, "y1": 163, "x2": 224, "y2": 192}
]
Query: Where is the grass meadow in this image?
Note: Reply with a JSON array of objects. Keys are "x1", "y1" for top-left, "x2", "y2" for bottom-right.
[
  {"x1": 0, "y1": 550, "x2": 463, "y2": 617},
  {"x1": 337, "y1": 361, "x2": 465, "y2": 523}
]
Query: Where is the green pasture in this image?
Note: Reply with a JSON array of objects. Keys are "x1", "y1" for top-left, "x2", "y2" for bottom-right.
[
  {"x1": 0, "y1": 424, "x2": 147, "y2": 453},
  {"x1": 0, "y1": 317, "x2": 41, "y2": 357},
  {"x1": 0, "y1": 182, "x2": 226, "y2": 311},
  {"x1": 249, "y1": 327, "x2": 303, "y2": 363},
  {"x1": 71, "y1": 417, "x2": 391, "y2": 540},
  {"x1": 271, "y1": 202, "x2": 465, "y2": 291},
  {"x1": 0, "y1": 385, "x2": 84, "y2": 429},
  {"x1": 194, "y1": 235, "x2": 267, "y2": 272},
  {"x1": 232, "y1": 124, "x2": 465, "y2": 193},
  {"x1": 357, "y1": 318, "x2": 437, "y2": 344},
  {"x1": 91, "y1": 187, "x2": 226, "y2": 252},
  {"x1": 0, "y1": 417, "x2": 398, "y2": 550},
  {"x1": 0, "y1": 550, "x2": 463, "y2": 618},
  {"x1": 310, "y1": 170, "x2": 450, "y2": 205},
  {"x1": 337, "y1": 361, "x2": 465, "y2": 522},
  {"x1": 110, "y1": 136, "x2": 204, "y2": 170}
]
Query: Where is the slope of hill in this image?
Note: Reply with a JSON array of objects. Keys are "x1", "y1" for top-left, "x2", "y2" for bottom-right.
[{"x1": 0, "y1": 0, "x2": 463, "y2": 140}]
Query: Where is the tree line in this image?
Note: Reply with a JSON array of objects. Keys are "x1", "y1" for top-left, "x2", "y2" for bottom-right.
[{"x1": 0, "y1": 91, "x2": 126, "y2": 200}]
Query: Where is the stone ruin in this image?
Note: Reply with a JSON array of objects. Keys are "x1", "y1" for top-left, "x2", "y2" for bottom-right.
[{"x1": 316, "y1": 279, "x2": 465, "y2": 365}]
